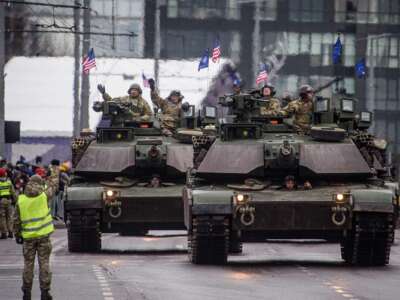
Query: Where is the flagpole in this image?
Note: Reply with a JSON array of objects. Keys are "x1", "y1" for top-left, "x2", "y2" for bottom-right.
[{"x1": 207, "y1": 65, "x2": 210, "y2": 96}]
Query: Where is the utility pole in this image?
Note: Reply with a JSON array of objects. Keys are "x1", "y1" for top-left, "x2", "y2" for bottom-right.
[
  {"x1": 154, "y1": 0, "x2": 160, "y2": 88},
  {"x1": 111, "y1": 0, "x2": 115, "y2": 49},
  {"x1": 80, "y1": 0, "x2": 90, "y2": 131},
  {"x1": 252, "y1": 0, "x2": 261, "y2": 85},
  {"x1": 367, "y1": 37, "x2": 376, "y2": 132},
  {"x1": 73, "y1": 1, "x2": 80, "y2": 137},
  {"x1": 0, "y1": 2, "x2": 5, "y2": 157}
]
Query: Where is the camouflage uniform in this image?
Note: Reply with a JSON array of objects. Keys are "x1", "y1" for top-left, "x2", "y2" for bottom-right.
[
  {"x1": 151, "y1": 90, "x2": 182, "y2": 132},
  {"x1": 281, "y1": 98, "x2": 313, "y2": 133},
  {"x1": 14, "y1": 168, "x2": 59, "y2": 294},
  {"x1": 259, "y1": 97, "x2": 281, "y2": 116},
  {"x1": 102, "y1": 84, "x2": 152, "y2": 121},
  {"x1": 0, "y1": 178, "x2": 16, "y2": 237}
]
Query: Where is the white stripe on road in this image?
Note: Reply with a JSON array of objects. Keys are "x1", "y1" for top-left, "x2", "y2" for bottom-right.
[
  {"x1": 93, "y1": 265, "x2": 115, "y2": 300},
  {"x1": 297, "y1": 265, "x2": 359, "y2": 300}
]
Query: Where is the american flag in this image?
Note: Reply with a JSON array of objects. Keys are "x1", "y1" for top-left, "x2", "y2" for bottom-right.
[
  {"x1": 82, "y1": 48, "x2": 96, "y2": 74},
  {"x1": 142, "y1": 72, "x2": 149, "y2": 88},
  {"x1": 255, "y1": 63, "x2": 268, "y2": 85},
  {"x1": 211, "y1": 39, "x2": 221, "y2": 63}
]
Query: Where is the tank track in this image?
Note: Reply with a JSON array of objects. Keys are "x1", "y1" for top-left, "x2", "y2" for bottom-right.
[
  {"x1": 341, "y1": 212, "x2": 394, "y2": 266},
  {"x1": 67, "y1": 209, "x2": 102, "y2": 253},
  {"x1": 188, "y1": 216, "x2": 229, "y2": 264},
  {"x1": 229, "y1": 230, "x2": 243, "y2": 254}
]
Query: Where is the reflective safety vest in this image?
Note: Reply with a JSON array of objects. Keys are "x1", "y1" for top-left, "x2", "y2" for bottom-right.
[
  {"x1": 18, "y1": 192, "x2": 54, "y2": 239},
  {"x1": 0, "y1": 180, "x2": 12, "y2": 197}
]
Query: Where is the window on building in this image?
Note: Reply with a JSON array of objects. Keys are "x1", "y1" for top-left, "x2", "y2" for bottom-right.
[
  {"x1": 166, "y1": 0, "x2": 240, "y2": 20},
  {"x1": 284, "y1": 32, "x2": 355, "y2": 67},
  {"x1": 289, "y1": 0, "x2": 324, "y2": 22},
  {"x1": 259, "y1": 0, "x2": 277, "y2": 21},
  {"x1": 335, "y1": 0, "x2": 400, "y2": 24},
  {"x1": 375, "y1": 78, "x2": 387, "y2": 110},
  {"x1": 344, "y1": 78, "x2": 355, "y2": 94},
  {"x1": 367, "y1": 35, "x2": 400, "y2": 69},
  {"x1": 162, "y1": 29, "x2": 237, "y2": 59}
]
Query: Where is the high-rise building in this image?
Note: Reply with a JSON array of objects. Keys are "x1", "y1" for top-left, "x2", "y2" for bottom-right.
[{"x1": 145, "y1": 0, "x2": 400, "y2": 162}]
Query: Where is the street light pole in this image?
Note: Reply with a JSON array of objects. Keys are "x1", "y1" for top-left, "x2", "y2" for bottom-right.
[
  {"x1": 154, "y1": 0, "x2": 161, "y2": 89},
  {"x1": 252, "y1": 0, "x2": 261, "y2": 85},
  {"x1": 0, "y1": 2, "x2": 5, "y2": 157},
  {"x1": 73, "y1": 1, "x2": 81, "y2": 137},
  {"x1": 80, "y1": 0, "x2": 90, "y2": 131}
]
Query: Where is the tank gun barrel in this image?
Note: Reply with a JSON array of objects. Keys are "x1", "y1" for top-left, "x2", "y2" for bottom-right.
[{"x1": 314, "y1": 77, "x2": 344, "y2": 94}]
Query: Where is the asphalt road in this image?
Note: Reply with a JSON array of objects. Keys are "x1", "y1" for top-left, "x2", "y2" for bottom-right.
[{"x1": 1, "y1": 229, "x2": 399, "y2": 300}]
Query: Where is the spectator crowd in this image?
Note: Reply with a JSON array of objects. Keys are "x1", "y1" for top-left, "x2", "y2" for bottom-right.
[{"x1": 0, "y1": 155, "x2": 71, "y2": 239}]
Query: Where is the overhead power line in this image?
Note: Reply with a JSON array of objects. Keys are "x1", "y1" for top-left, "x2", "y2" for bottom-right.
[
  {"x1": 6, "y1": 29, "x2": 136, "y2": 37},
  {"x1": 0, "y1": 0, "x2": 88, "y2": 9}
]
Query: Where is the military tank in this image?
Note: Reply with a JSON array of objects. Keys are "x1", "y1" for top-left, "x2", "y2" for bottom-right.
[
  {"x1": 64, "y1": 100, "x2": 198, "y2": 252},
  {"x1": 183, "y1": 92, "x2": 399, "y2": 265}
]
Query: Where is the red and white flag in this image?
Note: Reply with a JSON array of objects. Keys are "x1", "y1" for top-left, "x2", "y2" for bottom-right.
[
  {"x1": 211, "y1": 39, "x2": 221, "y2": 63},
  {"x1": 82, "y1": 48, "x2": 96, "y2": 74},
  {"x1": 142, "y1": 72, "x2": 149, "y2": 88},
  {"x1": 255, "y1": 63, "x2": 268, "y2": 85}
]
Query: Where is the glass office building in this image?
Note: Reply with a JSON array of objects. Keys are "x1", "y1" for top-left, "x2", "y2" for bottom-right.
[{"x1": 145, "y1": 0, "x2": 400, "y2": 163}]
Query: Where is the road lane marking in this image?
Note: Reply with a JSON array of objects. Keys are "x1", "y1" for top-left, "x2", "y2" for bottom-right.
[
  {"x1": 93, "y1": 265, "x2": 115, "y2": 300},
  {"x1": 297, "y1": 265, "x2": 359, "y2": 300}
]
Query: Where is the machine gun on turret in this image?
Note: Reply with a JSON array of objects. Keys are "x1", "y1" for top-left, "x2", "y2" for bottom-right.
[{"x1": 218, "y1": 93, "x2": 280, "y2": 123}]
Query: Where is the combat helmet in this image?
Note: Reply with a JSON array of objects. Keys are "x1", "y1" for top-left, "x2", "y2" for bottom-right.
[
  {"x1": 168, "y1": 90, "x2": 184, "y2": 102},
  {"x1": 261, "y1": 84, "x2": 276, "y2": 97},
  {"x1": 127, "y1": 83, "x2": 142, "y2": 95},
  {"x1": 299, "y1": 84, "x2": 314, "y2": 97}
]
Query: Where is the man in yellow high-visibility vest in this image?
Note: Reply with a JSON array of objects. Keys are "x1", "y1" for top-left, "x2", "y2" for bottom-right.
[
  {"x1": 0, "y1": 168, "x2": 16, "y2": 239},
  {"x1": 14, "y1": 166, "x2": 59, "y2": 300}
]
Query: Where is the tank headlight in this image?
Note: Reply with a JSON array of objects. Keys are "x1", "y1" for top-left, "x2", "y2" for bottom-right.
[
  {"x1": 234, "y1": 193, "x2": 250, "y2": 204},
  {"x1": 103, "y1": 189, "x2": 120, "y2": 202},
  {"x1": 237, "y1": 194, "x2": 244, "y2": 202},
  {"x1": 333, "y1": 193, "x2": 351, "y2": 204}
]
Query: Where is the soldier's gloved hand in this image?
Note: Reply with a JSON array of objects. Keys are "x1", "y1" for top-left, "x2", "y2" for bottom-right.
[
  {"x1": 181, "y1": 102, "x2": 190, "y2": 112},
  {"x1": 97, "y1": 84, "x2": 106, "y2": 95},
  {"x1": 15, "y1": 236, "x2": 23, "y2": 244},
  {"x1": 148, "y1": 78, "x2": 155, "y2": 91}
]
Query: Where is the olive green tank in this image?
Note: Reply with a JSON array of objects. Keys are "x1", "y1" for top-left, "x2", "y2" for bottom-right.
[
  {"x1": 64, "y1": 100, "x2": 199, "y2": 252},
  {"x1": 183, "y1": 91, "x2": 399, "y2": 266}
]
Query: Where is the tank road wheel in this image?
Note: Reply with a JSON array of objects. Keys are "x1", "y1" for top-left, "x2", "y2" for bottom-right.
[
  {"x1": 341, "y1": 213, "x2": 394, "y2": 266},
  {"x1": 67, "y1": 209, "x2": 101, "y2": 253},
  {"x1": 188, "y1": 216, "x2": 229, "y2": 265},
  {"x1": 229, "y1": 230, "x2": 243, "y2": 254}
]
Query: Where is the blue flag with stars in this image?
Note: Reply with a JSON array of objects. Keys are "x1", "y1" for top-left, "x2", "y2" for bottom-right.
[
  {"x1": 332, "y1": 36, "x2": 342, "y2": 64},
  {"x1": 355, "y1": 58, "x2": 366, "y2": 78},
  {"x1": 198, "y1": 48, "x2": 209, "y2": 71}
]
